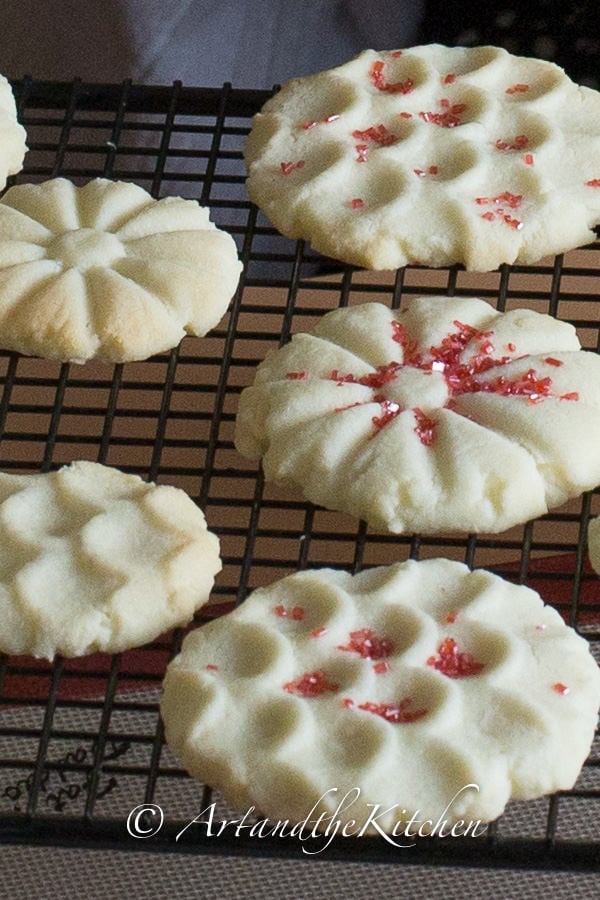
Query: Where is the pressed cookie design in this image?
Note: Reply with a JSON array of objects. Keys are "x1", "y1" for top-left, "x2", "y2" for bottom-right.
[
  {"x1": 0, "y1": 178, "x2": 242, "y2": 362},
  {"x1": 235, "y1": 295, "x2": 600, "y2": 534},
  {"x1": 245, "y1": 44, "x2": 600, "y2": 271},
  {"x1": 161, "y1": 559, "x2": 600, "y2": 832},
  {"x1": 0, "y1": 461, "x2": 221, "y2": 659}
]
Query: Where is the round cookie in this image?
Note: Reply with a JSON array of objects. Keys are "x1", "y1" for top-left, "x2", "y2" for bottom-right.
[
  {"x1": 0, "y1": 74, "x2": 27, "y2": 190},
  {"x1": 0, "y1": 461, "x2": 221, "y2": 659},
  {"x1": 0, "y1": 177, "x2": 242, "y2": 363},
  {"x1": 161, "y1": 559, "x2": 600, "y2": 832},
  {"x1": 235, "y1": 295, "x2": 600, "y2": 535},
  {"x1": 245, "y1": 44, "x2": 600, "y2": 272}
]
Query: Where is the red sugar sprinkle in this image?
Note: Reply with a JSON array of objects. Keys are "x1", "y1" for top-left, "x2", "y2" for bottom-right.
[
  {"x1": 560, "y1": 391, "x2": 579, "y2": 401},
  {"x1": 391, "y1": 320, "x2": 418, "y2": 357},
  {"x1": 355, "y1": 143, "x2": 369, "y2": 163},
  {"x1": 495, "y1": 134, "x2": 529, "y2": 151},
  {"x1": 552, "y1": 682, "x2": 570, "y2": 695},
  {"x1": 371, "y1": 398, "x2": 402, "y2": 434},
  {"x1": 350, "y1": 197, "x2": 365, "y2": 209},
  {"x1": 205, "y1": 664, "x2": 219, "y2": 671},
  {"x1": 342, "y1": 698, "x2": 355, "y2": 708},
  {"x1": 357, "y1": 698, "x2": 428, "y2": 724},
  {"x1": 524, "y1": 153, "x2": 535, "y2": 165},
  {"x1": 445, "y1": 611, "x2": 458, "y2": 624},
  {"x1": 390, "y1": 50, "x2": 402, "y2": 58},
  {"x1": 284, "y1": 670, "x2": 339, "y2": 697},
  {"x1": 369, "y1": 60, "x2": 414, "y2": 94},
  {"x1": 399, "y1": 111, "x2": 413, "y2": 119},
  {"x1": 545, "y1": 357, "x2": 564, "y2": 367},
  {"x1": 337, "y1": 627, "x2": 394, "y2": 660},
  {"x1": 503, "y1": 214, "x2": 523, "y2": 230},
  {"x1": 585, "y1": 178, "x2": 600, "y2": 187},
  {"x1": 329, "y1": 362, "x2": 402, "y2": 389},
  {"x1": 414, "y1": 165, "x2": 438, "y2": 177},
  {"x1": 373, "y1": 661, "x2": 390, "y2": 674},
  {"x1": 483, "y1": 368, "x2": 553, "y2": 402},
  {"x1": 413, "y1": 407, "x2": 436, "y2": 446},
  {"x1": 311, "y1": 627, "x2": 328, "y2": 638},
  {"x1": 507, "y1": 343, "x2": 517, "y2": 352},
  {"x1": 442, "y1": 73, "x2": 457, "y2": 84},
  {"x1": 477, "y1": 192, "x2": 524, "y2": 230},
  {"x1": 286, "y1": 370, "x2": 309, "y2": 380},
  {"x1": 419, "y1": 99, "x2": 466, "y2": 127},
  {"x1": 427, "y1": 637, "x2": 485, "y2": 678},
  {"x1": 476, "y1": 192, "x2": 523, "y2": 208},
  {"x1": 302, "y1": 120, "x2": 317, "y2": 130},
  {"x1": 506, "y1": 83, "x2": 530, "y2": 94},
  {"x1": 352, "y1": 124, "x2": 400, "y2": 147},
  {"x1": 274, "y1": 604, "x2": 305, "y2": 620},
  {"x1": 280, "y1": 160, "x2": 305, "y2": 175}
]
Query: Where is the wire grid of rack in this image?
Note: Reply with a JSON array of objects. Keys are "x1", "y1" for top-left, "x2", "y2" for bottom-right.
[{"x1": 0, "y1": 78, "x2": 598, "y2": 870}]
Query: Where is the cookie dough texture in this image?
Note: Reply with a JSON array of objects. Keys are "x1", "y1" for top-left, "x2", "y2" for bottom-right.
[
  {"x1": 0, "y1": 461, "x2": 221, "y2": 659},
  {"x1": 161, "y1": 559, "x2": 600, "y2": 830},
  {"x1": 245, "y1": 44, "x2": 600, "y2": 271},
  {"x1": 0, "y1": 75, "x2": 26, "y2": 190},
  {"x1": 0, "y1": 178, "x2": 242, "y2": 362},
  {"x1": 235, "y1": 295, "x2": 600, "y2": 535}
]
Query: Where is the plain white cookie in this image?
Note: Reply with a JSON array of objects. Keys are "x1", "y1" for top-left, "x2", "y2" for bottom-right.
[
  {"x1": 0, "y1": 178, "x2": 242, "y2": 362},
  {"x1": 0, "y1": 75, "x2": 26, "y2": 190},
  {"x1": 235, "y1": 295, "x2": 600, "y2": 535},
  {"x1": 245, "y1": 45, "x2": 600, "y2": 271},
  {"x1": 0, "y1": 461, "x2": 221, "y2": 659},
  {"x1": 161, "y1": 559, "x2": 600, "y2": 831}
]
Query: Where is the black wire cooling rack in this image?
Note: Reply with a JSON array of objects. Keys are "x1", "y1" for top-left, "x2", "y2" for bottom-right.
[{"x1": 0, "y1": 78, "x2": 599, "y2": 871}]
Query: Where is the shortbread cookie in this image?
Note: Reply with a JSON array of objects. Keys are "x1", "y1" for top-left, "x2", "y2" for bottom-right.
[
  {"x1": 0, "y1": 75, "x2": 27, "y2": 190},
  {"x1": 0, "y1": 461, "x2": 221, "y2": 659},
  {"x1": 161, "y1": 559, "x2": 600, "y2": 831},
  {"x1": 235, "y1": 295, "x2": 600, "y2": 534},
  {"x1": 588, "y1": 516, "x2": 600, "y2": 575},
  {"x1": 0, "y1": 178, "x2": 242, "y2": 362},
  {"x1": 245, "y1": 44, "x2": 600, "y2": 271}
]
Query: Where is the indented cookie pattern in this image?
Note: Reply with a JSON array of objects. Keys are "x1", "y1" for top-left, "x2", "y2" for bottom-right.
[
  {"x1": 0, "y1": 178, "x2": 242, "y2": 363},
  {"x1": 245, "y1": 45, "x2": 600, "y2": 271},
  {"x1": 0, "y1": 461, "x2": 221, "y2": 659},
  {"x1": 235, "y1": 296, "x2": 600, "y2": 535},
  {"x1": 161, "y1": 560, "x2": 600, "y2": 831},
  {"x1": 0, "y1": 75, "x2": 26, "y2": 190}
]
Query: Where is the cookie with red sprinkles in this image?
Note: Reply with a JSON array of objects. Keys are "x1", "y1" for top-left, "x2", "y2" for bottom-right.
[
  {"x1": 244, "y1": 44, "x2": 600, "y2": 271},
  {"x1": 161, "y1": 559, "x2": 600, "y2": 832},
  {"x1": 235, "y1": 295, "x2": 600, "y2": 535}
]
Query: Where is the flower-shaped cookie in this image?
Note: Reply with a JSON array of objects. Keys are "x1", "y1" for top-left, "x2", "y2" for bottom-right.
[
  {"x1": 162, "y1": 560, "x2": 600, "y2": 831},
  {"x1": 0, "y1": 178, "x2": 242, "y2": 362},
  {"x1": 245, "y1": 45, "x2": 600, "y2": 271},
  {"x1": 235, "y1": 295, "x2": 600, "y2": 534},
  {"x1": 0, "y1": 461, "x2": 221, "y2": 658}
]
